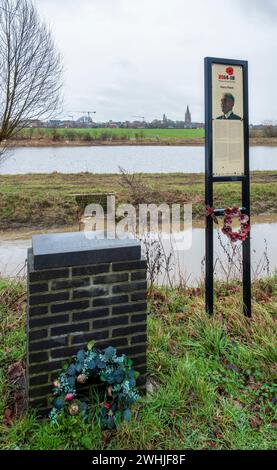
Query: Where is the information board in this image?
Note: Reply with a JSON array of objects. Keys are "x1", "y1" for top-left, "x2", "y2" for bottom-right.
[
  {"x1": 205, "y1": 57, "x2": 251, "y2": 317},
  {"x1": 212, "y1": 63, "x2": 244, "y2": 176}
]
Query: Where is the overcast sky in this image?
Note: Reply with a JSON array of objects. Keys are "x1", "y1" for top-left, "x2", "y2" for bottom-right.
[{"x1": 35, "y1": 0, "x2": 277, "y2": 123}]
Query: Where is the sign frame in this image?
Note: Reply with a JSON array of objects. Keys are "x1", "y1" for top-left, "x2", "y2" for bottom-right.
[{"x1": 204, "y1": 57, "x2": 251, "y2": 317}]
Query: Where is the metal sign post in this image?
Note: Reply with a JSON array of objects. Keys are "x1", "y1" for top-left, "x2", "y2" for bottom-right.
[{"x1": 204, "y1": 57, "x2": 251, "y2": 317}]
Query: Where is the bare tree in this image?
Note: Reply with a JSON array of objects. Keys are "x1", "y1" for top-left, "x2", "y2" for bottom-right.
[{"x1": 0, "y1": 0, "x2": 62, "y2": 159}]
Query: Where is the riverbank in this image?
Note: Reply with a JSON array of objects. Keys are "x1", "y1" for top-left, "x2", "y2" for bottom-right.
[
  {"x1": 7, "y1": 127, "x2": 277, "y2": 146},
  {"x1": 0, "y1": 171, "x2": 276, "y2": 230},
  {"x1": 0, "y1": 276, "x2": 276, "y2": 449},
  {"x1": 9, "y1": 137, "x2": 277, "y2": 147}
]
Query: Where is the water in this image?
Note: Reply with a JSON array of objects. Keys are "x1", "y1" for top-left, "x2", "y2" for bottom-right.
[
  {"x1": 1, "y1": 219, "x2": 276, "y2": 285},
  {"x1": 0, "y1": 145, "x2": 276, "y2": 174}
]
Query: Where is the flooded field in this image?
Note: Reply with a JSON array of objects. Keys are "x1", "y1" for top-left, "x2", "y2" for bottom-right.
[{"x1": 1, "y1": 216, "x2": 276, "y2": 285}]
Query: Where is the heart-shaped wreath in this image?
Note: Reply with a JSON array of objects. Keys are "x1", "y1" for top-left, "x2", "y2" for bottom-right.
[
  {"x1": 206, "y1": 205, "x2": 250, "y2": 242},
  {"x1": 49, "y1": 342, "x2": 140, "y2": 429},
  {"x1": 222, "y1": 206, "x2": 250, "y2": 242}
]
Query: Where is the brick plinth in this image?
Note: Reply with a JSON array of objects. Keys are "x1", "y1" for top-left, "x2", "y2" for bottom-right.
[{"x1": 27, "y1": 233, "x2": 147, "y2": 415}]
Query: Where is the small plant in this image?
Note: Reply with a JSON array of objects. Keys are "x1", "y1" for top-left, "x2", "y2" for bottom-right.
[
  {"x1": 50, "y1": 128, "x2": 62, "y2": 142},
  {"x1": 50, "y1": 342, "x2": 140, "y2": 429},
  {"x1": 81, "y1": 131, "x2": 94, "y2": 142},
  {"x1": 63, "y1": 130, "x2": 77, "y2": 141}
]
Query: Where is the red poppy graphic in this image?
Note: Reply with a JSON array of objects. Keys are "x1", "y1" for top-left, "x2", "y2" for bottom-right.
[{"x1": 226, "y1": 66, "x2": 234, "y2": 75}]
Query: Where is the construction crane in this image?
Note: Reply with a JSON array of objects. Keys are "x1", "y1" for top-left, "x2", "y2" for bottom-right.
[
  {"x1": 78, "y1": 111, "x2": 96, "y2": 122},
  {"x1": 132, "y1": 115, "x2": 145, "y2": 120},
  {"x1": 69, "y1": 111, "x2": 96, "y2": 122}
]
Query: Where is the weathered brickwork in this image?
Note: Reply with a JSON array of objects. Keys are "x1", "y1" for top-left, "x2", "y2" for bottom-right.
[{"x1": 27, "y1": 246, "x2": 147, "y2": 416}]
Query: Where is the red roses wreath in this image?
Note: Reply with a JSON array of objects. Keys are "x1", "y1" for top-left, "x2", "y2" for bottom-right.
[{"x1": 206, "y1": 205, "x2": 250, "y2": 243}]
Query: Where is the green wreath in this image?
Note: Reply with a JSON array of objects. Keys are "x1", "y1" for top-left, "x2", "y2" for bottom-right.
[{"x1": 49, "y1": 341, "x2": 140, "y2": 429}]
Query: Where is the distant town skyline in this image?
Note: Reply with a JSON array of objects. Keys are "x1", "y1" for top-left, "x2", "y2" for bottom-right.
[
  {"x1": 36, "y1": 0, "x2": 277, "y2": 124},
  {"x1": 53, "y1": 105, "x2": 196, "y2": 127},
  {"x1": 25, "y1": 104, "x2": 204, "y2": 129}
]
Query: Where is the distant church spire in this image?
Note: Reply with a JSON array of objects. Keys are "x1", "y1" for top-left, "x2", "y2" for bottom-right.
[{"x1": 185, "y1": 105, "x2": 191, "y2": 127}]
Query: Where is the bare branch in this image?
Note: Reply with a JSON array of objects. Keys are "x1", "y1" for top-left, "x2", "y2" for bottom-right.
[{"x1": 0, "y1": 0, "x2": 63, "y2": 160}]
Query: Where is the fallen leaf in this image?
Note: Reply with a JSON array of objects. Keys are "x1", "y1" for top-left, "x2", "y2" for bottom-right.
[
  {"x1": 250, "y1": 416, "x2": 262, "y2": 429},
  {"x1": 7, "y1": 361, "x2": 24, "y2": 382},
  {"x1": 207, "y1": 441, "x2": 217, "y2": 448},
  {"x1": 3, "y1": 408, "x2": 13, "y2": 426},
  {"x1": 233, "y1": 400, "x2": 243, "y2": 409},
  {"x1": 102, "y1": 432, "x2": 112, "y2": 445}
]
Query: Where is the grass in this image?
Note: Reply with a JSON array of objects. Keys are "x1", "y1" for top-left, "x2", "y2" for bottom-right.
[
  {"x1": 13, "y1": 127, "x2": 277, "y2": 143},
  {"x1": 17, "y1": 127, "x2": 205, "y2": 142},
  {"x1": 0, "y1": 276, "x2": 276, "y2": 450},
  {"x1": 0, "y1": 171, "x2": 276, "y2": 229}
]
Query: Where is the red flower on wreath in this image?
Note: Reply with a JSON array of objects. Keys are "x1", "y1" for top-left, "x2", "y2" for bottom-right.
[
  {"x1": 226, "y1": 66, "x2": 234, "y2": 75},
  {"x1": 222, "y1": 206, "x2": 250, "y2": 243},
  {"x1": 222, "y1": 225, "x2": 232, "y2": 234},
  {"x1": 224, "y1": 207, "x2": 233, "y2": 216},
  {"x1": 205, "y1": 205, "x2": 214, "y2": 216},
  {"x1": 205, "y1": 205, "x2": 218, "y2": 224},
  {"x1": 64, "y1": 393, "x2": 74, "y2": 402}
]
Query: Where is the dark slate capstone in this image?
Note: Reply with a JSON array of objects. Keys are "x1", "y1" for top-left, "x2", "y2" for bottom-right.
[{"x1": 31, "y1": 232, "x2": 141, "y2": 270}]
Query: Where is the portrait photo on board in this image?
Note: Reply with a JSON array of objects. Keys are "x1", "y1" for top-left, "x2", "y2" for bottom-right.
[{"x1": 216, "y1": 92, "x2": 242, "y2": 120}]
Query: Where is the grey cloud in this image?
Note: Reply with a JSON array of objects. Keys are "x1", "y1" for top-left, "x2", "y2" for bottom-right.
[
  {"x1": 235, "y1": 0, "x2": 277, "y2": 21},
  {"x1": 113, "y1": 59, "x2": 135, "y2": 70},
  {"x1": 36, "y1": 0, "x2": 277, "y2": 123}
]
